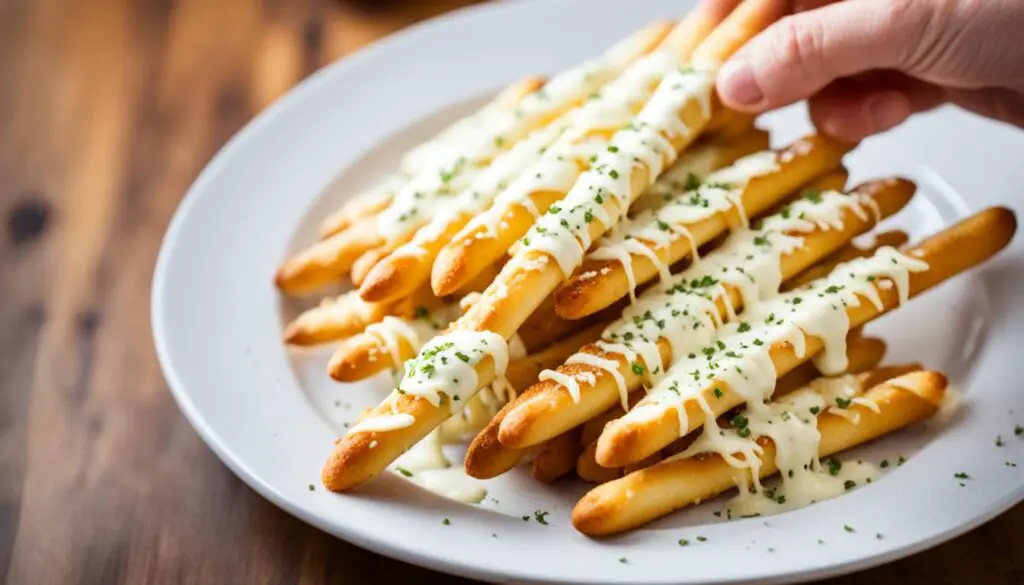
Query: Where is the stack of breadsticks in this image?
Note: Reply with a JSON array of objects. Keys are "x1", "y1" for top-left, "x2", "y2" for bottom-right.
[{"x1": 275, "y1": 0, "x2": 1017, "y2": 536}]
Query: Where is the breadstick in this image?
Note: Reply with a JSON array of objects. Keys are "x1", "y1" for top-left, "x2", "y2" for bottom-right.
[
  {"x1": 785, "y1": 229, "x2": 909, "y2": 290},
  {"x1": 275, "y1": 220, "x2": 383, "y2": 296},
  {"x1": 291, "y1": 21, "x2": 672, "y2": 295},
  {"x1": 356, "y1": 24, "x2": 675, "y2": 304},
  {"x1": 574, "y1": 334, "x2": 887, "y2": 483},
  {"x1": 322, "y1": 1, "x2": 789, "y2": 491},
  {"x1": 516, "y1": 295, "x2": 623, "y2": 353},
  {"x1": 429, "y1": 5, "x2": 742, "y2": 298},
  {"x1": 701, "y1": 109, "x2": 758, "y2": 141},
  {"x1": 497, "y1": 180, "x2": 913, "y2": 450},
  {"x1": 596, "y1": 207, "x2": 1016, "y2": 467},
  {"x1": 531, "y1": 426, "x2": 584, "y2": 483},
  {"x1": 555, "y1": 134, "x2": 853, "y2": 319},
  {"x1": 326, "y1": 305, "x2": 458, "y2": 382},
  {"x1": 318, "y1": 77, "x2": 549, "y2": 238},
  {"x1": 374, "y1": 22, "x2": 677, "y2": 250},
  {"x1": 283, "y1": 290, "x2": 391, "y2": 346},
  {"x1": 464, "y1": 322, "x2": 607, "y2": 479},
  {"x1": 350, "y1": 245, "x2": 396, "y2": 287},
  {"x1": 319, "y1": 176, "x2": 404, "y2": 239},
  {"x1": 322, "y1": 339, "x2": 504, "y2": 491},
  {"x1": 574, "y1": 370, "x2": 947, "y2": 536},
  {"x1": 629, "y1": 129, "x2": 771, "y2": 215}
]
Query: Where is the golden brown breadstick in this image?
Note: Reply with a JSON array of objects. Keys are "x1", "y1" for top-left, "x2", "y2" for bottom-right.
[
  {"x1": 531, "y1": 426, "x2": 584, "y2": 483},
  {"x1": 574, "y1": 334, "x2": 887, "y2": 483},
  {"x1": 275, "y1": 221, "x2": 383, "y2": 296},
  {"x1": 283, "y1": 291, "x2": 391, "y2": 346},
  {"x1": 498, "y1": 179, "x2": 913, "y2": 450},
  {"x1": 322, "y1": 344, "x2": 503, "y2": 491},
  {"x1": 293, "y1": 22, "x2": 675, "y2": 296},
  {"x1": 429, "y1": 6, "x2": 743, "y2": 299},
  {"x1": 595, "y1": 207, "x2": 1016, "y2": 467},
  {"x1": 326, "y1": 307, "x2": 455, "y2": 382},
  {"x1": 574, "y1": 370, "x2": 947, "y2": 536},
  {"x1": 464, "y1": 322, "x2": 607, "y2": 479},
  {"x1": 319, "y1": 177, "x2": 403, "y2": 239},
  {"x1": 555, "y1": 134, "x2": 853, "y2": 319},
  {"x1": 322, "y1": 1, "x2": 790, "y2": 491},
  {"x1": 356, "y1": 23, "x2": 676, "y2": 304},
  {"x1": 629, "y1": 129, "x2": 772, "y2": 215}
]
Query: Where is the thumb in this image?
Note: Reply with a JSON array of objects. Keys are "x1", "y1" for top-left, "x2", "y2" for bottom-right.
[{"x1": 716, "y1": 0, "x2": 936, "y2": 111}]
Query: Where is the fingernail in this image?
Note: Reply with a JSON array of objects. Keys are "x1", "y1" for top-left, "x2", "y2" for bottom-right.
[
  {"x1": 866, "y1": 93, "x2": 911, "y2": 133},
  {"x1": 718, "y1": 59, "x2": 765, "y2": 108}
]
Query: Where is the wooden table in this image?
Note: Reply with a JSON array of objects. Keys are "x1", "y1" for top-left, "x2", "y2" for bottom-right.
[{"x1": 1, "y1": 0, "x2": 1020, "y2": 583}]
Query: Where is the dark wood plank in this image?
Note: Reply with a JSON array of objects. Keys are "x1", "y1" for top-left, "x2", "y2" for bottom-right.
[{"x1": 0, "y1": 0, "x2": 1019, "y2": 583}]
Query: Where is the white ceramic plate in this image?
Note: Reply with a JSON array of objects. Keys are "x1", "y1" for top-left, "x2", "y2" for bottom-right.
[{"x1": 152, "y1": 0, "x2": 1024, "y2": 582}]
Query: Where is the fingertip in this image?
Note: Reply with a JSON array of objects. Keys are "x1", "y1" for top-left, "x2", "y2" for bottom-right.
[{"x1": 716, "y1": 58, "x2": 767, "y2": 111}]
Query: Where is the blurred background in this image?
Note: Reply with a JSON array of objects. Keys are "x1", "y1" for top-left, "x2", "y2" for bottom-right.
[{"x1": 1, "y1": 0, "x2": 1021, "y2": 583}]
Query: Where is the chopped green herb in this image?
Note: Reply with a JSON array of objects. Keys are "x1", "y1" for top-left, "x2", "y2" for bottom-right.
[
  {"x1": 678, "y1": 538, "x2": 689, "y2": 546},
  {"x1": 835, "y1": 397, "x2": 853, "y2": 409},
  {"x1": 534, "y1": 510, "x2": 550, "y2": 525},
  {"x1": 954, "y1": 472, "x2": 970, "y2": 479},
  {"x1": 714, "y1": 388, "x2": 724, "y2": 398},
  {"x1": 609, "y1": 170, "x2": 620, "y2": 179},
  {"x1": 844, "y1": 480, "x2": 856, "y2": 490},
  {"x1": 696, "y1": 536, "x2": 707, "y2": 542},
  {"x1": 308, "y1": 484, "x2": 315, "y2": 491},
  {"x1": 442, "y1": 518, "x2": 450, "y2": 525},
  {"x1": 396, "y1": 467, "x2": 413, "y2": 477},
  {"x1": 997, "y1": 435, "x2": 1005, "y2": 447},
  {"x1": 843, "y1": 525, "x2": 855, "y2": 533},
  {"x1": 631, "y1": 362, "x2": 646, "y2": 376},
  {"x1": 880, "y1": 459, "x2": 890, "y2": 468},
  {"x1": 684, "y1": 173, "x2": 701, "y2": 191},
  {"x1": 809, "y1": 406, "x2": 821, "y2": 415},
  {"x1": 824, "y1": 457, "x2": 842, "y2": 476},
  {"x1": 738, "y1": 322, "x2": 751, "y2": 333}
]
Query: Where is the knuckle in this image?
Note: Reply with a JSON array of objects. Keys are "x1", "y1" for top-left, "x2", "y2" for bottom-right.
[{"x1": 773, "y1": 15, "x2": 827, "y2": 75}]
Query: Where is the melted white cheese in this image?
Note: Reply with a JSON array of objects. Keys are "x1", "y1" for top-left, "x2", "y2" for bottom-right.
[
  {"x1": 399, "y1": 330, "x2": 509, "y2": 409},
  {"x1": 521, "y1": 67, "x2": 716, "y2": 276},
  {"x1": 591, "y1": 151, "x2": 781, "y2": 292},
  {"x1": 467, "y1": 51, "x2": 681, "y2": 243},
  {"x1": 537, "y1": 191, "x2": 878, "y2": 409},
  {"x1": 670, "y1": 380, "x2": 879, "y2": 517},
  {"x1": 627, "y1": 248, "x2": 929, "y2": 431},
  {"x1": 391, "y1": 429, "x2": 487, "y2": 504},
  {"x1": 376, "y1": 35, "x2": 656, "y2": 241}
]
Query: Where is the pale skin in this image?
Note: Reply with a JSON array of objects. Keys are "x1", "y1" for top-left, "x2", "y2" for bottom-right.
[{"x1": 714, "y1": 0, "x2": 1024, "y2": 142}]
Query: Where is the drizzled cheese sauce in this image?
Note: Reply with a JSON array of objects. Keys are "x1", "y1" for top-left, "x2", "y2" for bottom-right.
[
  {"x1": 671, "y1": 380, "x2": 880, "y2": 517},
  {"x1": 591, "y1": 151, "x2": 781, "y2": 295},
  {"x1": 399, "y1": 330, "x2": 509, "y2": 408},
  {"x1": 385, "y1": 382, "x2": 515, "y2": 504},
  {"x1": 376, "y1": 34, "x2": 653, "y2": 241},
  {"x1": 520, "y1": 67, "x2": 715, "y2": 276},
  {"x1": 538, "y1": 190, "x2": 878, "y2": 410},
  {"x1": 470, "y1": 50, "x2": 684, "y2": 244},
  {"x1": 606, "y1": 248, "x2": 927, "y2": 513}
]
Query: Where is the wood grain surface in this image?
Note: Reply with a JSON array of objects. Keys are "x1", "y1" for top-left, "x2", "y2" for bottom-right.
[{"x1": 0, "y1": 0, "x2": 1021, "y2": 583}]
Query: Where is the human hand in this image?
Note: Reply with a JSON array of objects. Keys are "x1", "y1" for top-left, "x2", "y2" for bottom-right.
[{"x1": 714, "y1": 0, "x2": 1024, "y2": 142}]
